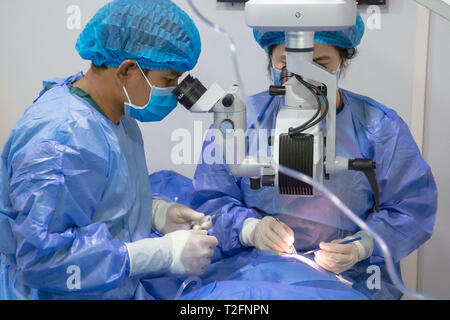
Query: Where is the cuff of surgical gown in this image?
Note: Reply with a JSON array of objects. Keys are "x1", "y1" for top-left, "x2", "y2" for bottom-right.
[
  {"x1": 151, "y1": 200, "x2": 173, "y2": 234},
  {"x1": 346, "y1": 231, "x2": 374, "y2": 261},
  {"x1": 239, "y1": 218, "x2": 260, "y2": 247}
]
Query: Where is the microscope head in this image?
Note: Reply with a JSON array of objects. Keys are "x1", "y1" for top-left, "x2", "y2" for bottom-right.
[{"x1": 246, "y1": 0, "x2": 356, "y2": 32}]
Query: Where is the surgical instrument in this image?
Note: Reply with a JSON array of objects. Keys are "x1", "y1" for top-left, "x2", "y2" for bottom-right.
[{"x1": 303, "y1": 237, "x2": 362, "y2": 255}]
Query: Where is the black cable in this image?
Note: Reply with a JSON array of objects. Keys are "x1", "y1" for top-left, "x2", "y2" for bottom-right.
[
  {"x1": 295, "y1": 93, "x2": 329, "y2": 133},
  {"x1": 291, "y1": 98, "x2": 321, "y2": 132},
  {"x1": 288, "y1": 76, "x2": 322, "y2": 134}
]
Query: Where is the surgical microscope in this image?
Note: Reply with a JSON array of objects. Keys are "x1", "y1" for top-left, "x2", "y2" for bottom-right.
[{"x1": 173, "y1": 0, "x2": 380, "y2": 212}]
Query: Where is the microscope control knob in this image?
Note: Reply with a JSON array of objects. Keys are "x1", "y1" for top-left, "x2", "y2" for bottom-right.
[
  {"x1": 269, "y1": 86, "x2": 286, "y2": 96},
  {"x1": 220, "y1": 119, "x2": 235, "y2": 134},
  {"x1": 250, "y1": 178, "x2": 261, "y2": 190},
  {"x1": 262, "y1": 175, "x2": 275, "y2": 187}
]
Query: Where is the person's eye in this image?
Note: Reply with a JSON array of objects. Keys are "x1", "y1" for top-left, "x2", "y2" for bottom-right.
[{"x1": 166, "y1": 78, "x2": 178, "y2": 86}]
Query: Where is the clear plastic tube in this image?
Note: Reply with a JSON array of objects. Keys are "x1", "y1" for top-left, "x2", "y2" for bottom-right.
[
  {"x1": 175, "y1": 276, "x2": 203, "y2": 300},
  {"x1": 185, "y1": 0, "x2": 441, "y2": 300}
]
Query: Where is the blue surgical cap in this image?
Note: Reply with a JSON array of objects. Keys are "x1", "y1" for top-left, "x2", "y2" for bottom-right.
[
  {"x1": 76, "y1": 0, "x2": 201, "y2": 72},
  {"x1": 253, "y1": 11, "x2": 365, "y2": 53}
]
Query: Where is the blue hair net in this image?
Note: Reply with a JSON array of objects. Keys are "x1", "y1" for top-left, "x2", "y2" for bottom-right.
[
  {"x1": 253, "y1": 11, "x2": 365, "y2": 53},
  {"x1": 76, "y1": 0, "x2": 201, "y2": 72}
]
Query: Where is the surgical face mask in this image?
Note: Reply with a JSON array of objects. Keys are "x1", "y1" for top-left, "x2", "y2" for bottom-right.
[
  {"x1": 333, "y1": 68, "x2": 341, "y2": 86},
  {"x1": 316, "y1": 69, "x2": 341, "y2": 105},
  {"x1": 123, "y1": 63, "x2": 178, "y2": 122},
  {"x1": 272, "y1": 67, "x2": 282, "y2": 86}
]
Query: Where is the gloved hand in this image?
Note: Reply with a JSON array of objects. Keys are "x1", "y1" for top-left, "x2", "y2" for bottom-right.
[
  {"x1": 152, "y1": 200, "x2": 212, "y2": 234},
  {"x1": 173, "y1": 229, "x2": 218, "y2": 275},
  {"x1": 314, "y1": 231, "x2": 374, "y2": 274},
  {"x1": 239, "y1": 216, "x2": 295, "y2": 253},
  {"x1": 125, "y1": 229, "x2": 218, "y2": 277}
]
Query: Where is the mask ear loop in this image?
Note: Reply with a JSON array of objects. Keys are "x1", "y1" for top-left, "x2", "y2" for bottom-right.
[
  {"x1": 123, "y1": 61, "x2": 153, "y2": 109},
  {"x1": 135, "y1": 62, "x2": 154, "y2": 88},
  {"x1": 123, "y1": 86, "x2": 132, "y2": 104}
]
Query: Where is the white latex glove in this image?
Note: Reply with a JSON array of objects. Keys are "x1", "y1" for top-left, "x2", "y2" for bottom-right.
[
  {"x1": 152, "y1": 200, "x2": 212, "y2": 234},
  {"x1": 314, "y1": 231, "x2": 374, "y2": 274},
  {"x1": 125, "y1": 229, "x2": 218, "y2": 277},
  {"x1": 239, "y1": 217, "x2": 295, "y2": 253},
  {"x1": 175, "y1": 229, "x2": 218, "y2": 275}
]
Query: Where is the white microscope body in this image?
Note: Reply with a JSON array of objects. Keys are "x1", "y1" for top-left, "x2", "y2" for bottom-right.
[
  {"x1": 246, "y1": 0, "x2": 356, "y2": 195},
  {"x1": 174, "y1": 0, "x2": 379, "y2": 209}
]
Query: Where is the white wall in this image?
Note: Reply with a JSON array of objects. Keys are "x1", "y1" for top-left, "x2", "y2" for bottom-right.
[
  {"x1": 145, "y1": 0, "x2": 420, "y2": 178},
  {"x1": 420, "y1": 12, "x2": 450, "y2": 299},
  {"x1": 0, "y1": 0, "x2": 419, "y2": 179},
  {"x1": 0, "y1": 0, "x2": 105, "y2": 150},
  {"x1": 340, "y1": 0, "x2": 417, "y2": 125}
]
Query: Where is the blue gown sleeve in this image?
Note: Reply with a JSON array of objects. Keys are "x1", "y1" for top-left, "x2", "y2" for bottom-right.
[
  {"x1": 365, "y1": 111, "x2": 437, "y2": 264},
  {"x1": 8, "y1": 139, "x2": 130, "y2": 295},
  {"x1": 191, "y1": 135, "x2": 262, "y2": 257}
]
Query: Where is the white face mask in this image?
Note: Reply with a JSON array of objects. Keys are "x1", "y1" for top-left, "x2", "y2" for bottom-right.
[
  {"x1": 123, "y1": 62, "x2": 178, "y2": 122},
  {"x1": 316, "y1": 68, "x2": 340, "y2": 105},
  {"x1": 272, "y1": 67, "x2": 282, "y2": 86}
]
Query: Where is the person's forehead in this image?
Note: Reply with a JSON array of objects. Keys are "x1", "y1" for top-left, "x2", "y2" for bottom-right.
[
  {"x1": 151, "y1": 69, "x2": 183, "y2": 77},
  {"x1": 273, "y1": 43, "x2": 286, "y2": 54},
  {"x1": 164, "y1": 69, "x2": 183, "y2": 77},
  {"x1": 274, "y1": 42, "x2": 336, "y2": 54}
]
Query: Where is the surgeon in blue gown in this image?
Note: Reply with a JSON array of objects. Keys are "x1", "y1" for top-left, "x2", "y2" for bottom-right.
[
  {"x1": 0, "y1": 0, "x2": 219, "y2": 300},
  {"x1": 190, "y1": 12, "x2": 438, "y2": 299}
]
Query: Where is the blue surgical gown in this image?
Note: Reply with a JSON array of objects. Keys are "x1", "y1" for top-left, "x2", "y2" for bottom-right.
[
  {"x1": 191, "y1": 89, "x2": 438, "y2": 300},
  {"x1": 0, "y1": 73, "x2": 154, "y2": 299}
]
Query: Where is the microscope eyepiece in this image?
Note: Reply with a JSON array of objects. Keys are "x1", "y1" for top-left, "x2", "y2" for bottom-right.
[{"x1": 173, "y1": 75, "x2": 207, "y2": 110}]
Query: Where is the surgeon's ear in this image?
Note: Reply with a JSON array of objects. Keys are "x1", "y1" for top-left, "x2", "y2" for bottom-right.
[{"x1": 116, "y1": 60, "x2": 138, "y2": 85}]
